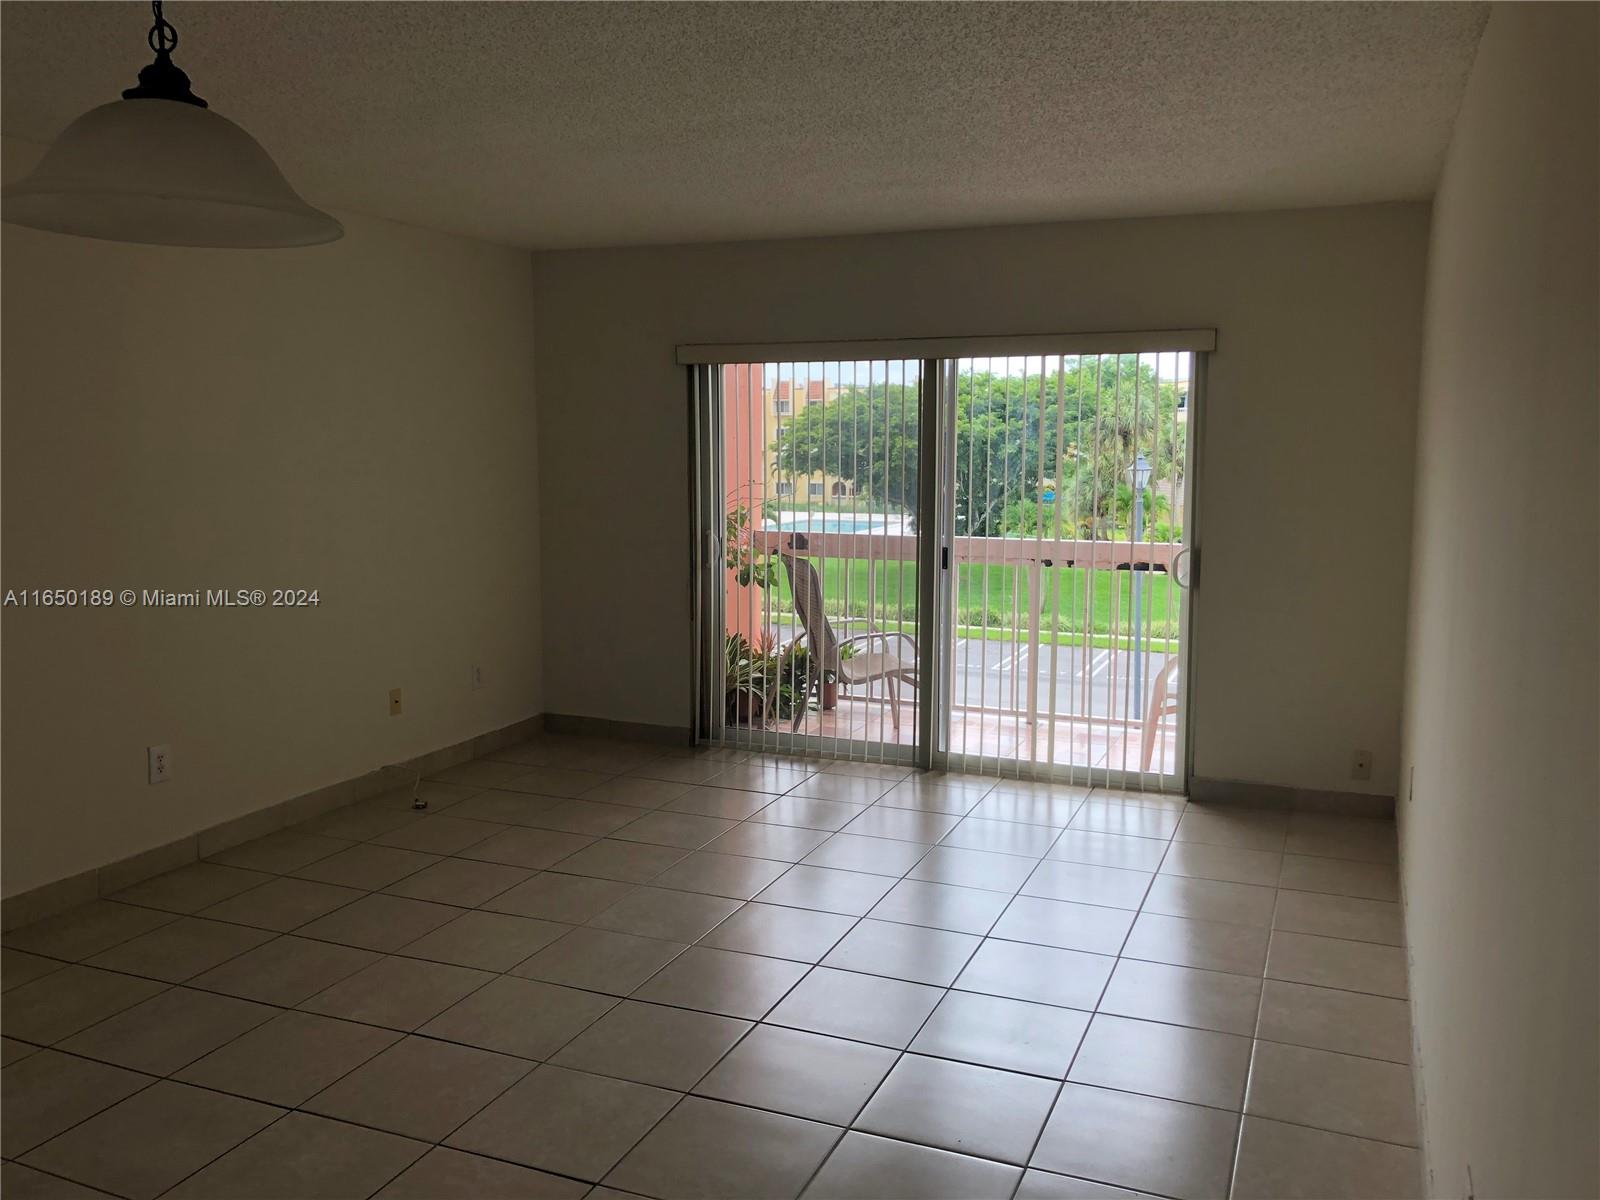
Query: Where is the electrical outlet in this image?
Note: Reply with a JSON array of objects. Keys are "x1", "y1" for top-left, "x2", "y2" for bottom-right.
[
  {"x1": 470, "y1": 664, "x2": 484, "y2": 691},
  {"x1": 389, "y1": 688, "x2": 403, "y2": 716},
  {"x1": 147, "y1": 744, "x2": 171, "y2": 784},
  {"x1": 1351, "y1": 749, "x2": 1373, "y2": 781}
]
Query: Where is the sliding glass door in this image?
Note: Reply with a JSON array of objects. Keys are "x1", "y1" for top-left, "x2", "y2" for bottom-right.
[
  {"x1": 693, "y1": 359, "x2": 931, "y2": 765},
  {"x1": 690, "y1": 333, "x2": 1206, "y2": 791},
  {"x1": 936, "y1": 351, "x2": 1196, "y2": 787}
]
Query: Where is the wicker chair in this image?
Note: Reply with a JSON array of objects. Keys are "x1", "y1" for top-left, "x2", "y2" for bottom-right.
[{"x1": 778, "y1": 548, "x2": 918, "y2": 732}]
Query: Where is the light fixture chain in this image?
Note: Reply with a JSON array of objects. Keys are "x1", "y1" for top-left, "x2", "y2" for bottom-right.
[{"x1": 148, "y1": 0, "x2": 178, "y2": 55}]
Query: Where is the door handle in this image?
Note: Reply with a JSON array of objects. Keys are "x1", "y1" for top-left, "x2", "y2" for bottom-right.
[{"x1": 1173, "y1": 546, "x2": 1194, "y2": 589}]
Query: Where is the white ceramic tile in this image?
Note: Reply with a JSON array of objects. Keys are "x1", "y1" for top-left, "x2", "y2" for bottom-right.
[
  {"x1": 910, "y1": 989, "x2": 1089, "y2": 1077},
  {"x1": 1141, "y1": 875, "x2": 1278, "y2": 927},
  {"x1": 856, "y1": 1054, "x2": 1058, "y2": 1165},
  {"x1": 549, "y1": 1000, "x2": 750, "y2": 1089},
  {"x1": 303, "y1": 956, "x2": 497, "y2": 1032},
  {"x1": 802, "y1": 1131, "x2": 1021, "y2": 1200},
  {"x1": 1173, "y1": 808, "x2": 1287, "y2": 851},
  {"x1": 754, "y1": 866, "x2": 896, "y2": 916},
  {"x1": 1266, "y1": 931, "x2": 1409, "y2": 999},
  {"x1": 1048, "y1": 830, "x2": 1169, "y2": 872},
  {"x1": 631, "y1": 946, "x2": 808, "y2": 1018},
  {"x1": 1278, "y1": 855, "x2": 1400, "y2": 902},
  {"x1": 303, "y1": 1035, "x2": 531, "y2": 1141},
  {"x1": 1098, "y1": 958, "x2": 1262, "y2": 1036},
  {"x1": 695, "y1": 1025, "x2": 896, "y2": 1124},
  {"x1": 821, "y1": 919, "x2": 980, "y2": 987},
  {"x1": 446, "y1": 1064, "x2": 676, "y2": 1181},
  {"x1": 1232, "y1": 1117, "x2": 1420, "y2": 1199},
  {"x1": 988, "y1": 895, "x2": 1135, "y2": 955},
  {"x1": 941, "y1": 817, "x2": 1062, "y2": 857},
  {"x1": 1272, "y1": 890, "x2": 1405, "y2": 946},
  {"x1": 1246, "y1": 1040, "x2": 1418, "y2": 1144},
  {"x1": 512, "y1": 927, "x2": 686, "y2": 995},
  {"x1": 1284, "y1": 815, "x2": 1399, "y2": 865},
  {"x1": 1256, "y1": 979, "x2": 1412, "y2": 1063},
  {"x1": 605, "y1": 1096, "x2": 836, "y2": 1200},
  {"x1": 699, "y1": 902, "x2": 856, "y2": 962},
  {"x1": 1022, "y1": 860, "x2": 1152, "y2": 909},
  {"x1": 842, "y1": 807, "x2": 962, "y2": 844},
  {"x1": 802, "y1": 833, "x2": 930, "y2": 876},
  {"x1": 954, "y1": 939, "x2": 1112, "y2": 1010},
  {"x1": 1121, "y1": 911, "x2": 1270, "y2": 975},
  {"x1": 1068, "y1": 1014, "x2": 1252, "y2": 1110},
  {"x1": 909, "y1": 846, "x2": 1037, "y2": 892},
  {"x1": 767, "y1": 966, "x2": 942, "y2": 1049},
  {"x1": 1032, "y1": 1083, "x2": 1237, "y2": 1200},
  {"x1": 867, "y1": 878, "x2": 1011, "y2": 935},
  {"x1": 1158, "y1": 842, "x2": 1282, "y2": 888}
]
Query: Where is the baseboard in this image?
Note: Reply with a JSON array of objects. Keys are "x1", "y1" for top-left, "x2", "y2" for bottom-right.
[
  {"x1": 1, "y1": 712, "x2": 546, "y2": 931},
  {"x1": 1397, "y1": 872, "x2": 1432, "y2": 1198},
  {"x1": 1188, "y1": 775, "x2": 1396, "y2": 818},
  {"x1": 541, "y1": 712, "x2": 693, "y2": 746}
]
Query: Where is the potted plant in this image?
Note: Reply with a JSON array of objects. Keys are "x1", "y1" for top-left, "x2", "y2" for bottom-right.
[
  {"x1": 721, "y1": 493, "x2": 822, "y2": 727},
  {"x1": 724, "y1": 632, "x2": 814, "y2": 726},
  {"x1": 725, "y1": 499, "x2": 778, "y2": 588},
  {"x1": 724, "y1": 632, "x2": 762, "y2": 724}
]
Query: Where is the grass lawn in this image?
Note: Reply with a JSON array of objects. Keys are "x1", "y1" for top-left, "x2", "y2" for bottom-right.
[{"x1": 762, "y1": 558, "x2": 1183, "y2": 639}]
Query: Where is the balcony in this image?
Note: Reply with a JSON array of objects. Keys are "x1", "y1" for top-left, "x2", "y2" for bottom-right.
[{"x1": 724, "y1": 526, "x2": 1182, "y2": 777}]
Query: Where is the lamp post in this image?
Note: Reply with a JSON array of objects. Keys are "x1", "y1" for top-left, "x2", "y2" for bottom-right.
[{"x1": 1128, "y1": 452, "x2": 1152, "y2": 714}]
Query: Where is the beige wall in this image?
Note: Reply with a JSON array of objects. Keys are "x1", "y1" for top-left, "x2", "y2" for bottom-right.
[
  {"x1": 533, "y1": 203, "x2": 1428, "y2": 796},
  {"x1": 1399, "y1": 6, "x2": 1599, "y2": 1197},
  {"x1": 1, "y1": 138, "x2": 543, "y2": 899}
]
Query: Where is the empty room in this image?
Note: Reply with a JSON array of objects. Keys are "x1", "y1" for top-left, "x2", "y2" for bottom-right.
[{"x1": 1, "y1": 2, "x2": 1595, "y2": 1199}]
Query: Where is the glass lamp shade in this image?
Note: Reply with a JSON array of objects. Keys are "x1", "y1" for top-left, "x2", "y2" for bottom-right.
[{"x1": 2, "y1": 97, "x2": 342, "y2": 248}]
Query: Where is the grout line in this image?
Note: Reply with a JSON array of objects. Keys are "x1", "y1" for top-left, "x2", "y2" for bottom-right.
[
  {"x1": 1010, "y1": 808, "x2": 1169, "y2": 1185},
  {"x1": 5, "y1": 1070, "x2": 166, "y2": 1157},
  {"x1": 5, "y1": 738, "x2": 1412, "y2": 1200},
  {"x1": 1223, "y1": 882, "x2": 1282, "y2": 1198}
]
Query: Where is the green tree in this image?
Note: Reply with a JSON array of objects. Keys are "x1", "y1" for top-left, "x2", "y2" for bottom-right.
[
  {"x1": 770, "y1": 356, "x2": 1185, "y2": 538},
  {"x1": 770, "y1": 382, "x2": 921, "y2": 515}
]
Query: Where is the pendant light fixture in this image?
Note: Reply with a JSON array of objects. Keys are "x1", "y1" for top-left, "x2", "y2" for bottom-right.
[{"x1": 2, "y1": 1, "x2": 342, "y2": 248}]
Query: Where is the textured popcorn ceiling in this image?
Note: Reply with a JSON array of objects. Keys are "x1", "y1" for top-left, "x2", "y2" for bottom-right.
[{"x1": 0, "y1": 1, "x2": 1487, "y2": 249}]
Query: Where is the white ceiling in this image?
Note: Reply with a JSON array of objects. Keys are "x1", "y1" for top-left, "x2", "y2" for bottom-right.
[{"x1": 1, "y1": 1, "x2": 1487, "y2": 250}]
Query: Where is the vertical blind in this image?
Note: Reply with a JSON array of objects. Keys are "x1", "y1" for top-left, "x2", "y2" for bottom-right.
[{"x1": 693, "y1": 330, "x2": 1208, "y2": 791}]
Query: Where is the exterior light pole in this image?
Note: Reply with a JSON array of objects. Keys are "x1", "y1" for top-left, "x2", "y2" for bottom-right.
[{"x1": 1129, "y1": 452, "x2": 1153, "y2": 714}]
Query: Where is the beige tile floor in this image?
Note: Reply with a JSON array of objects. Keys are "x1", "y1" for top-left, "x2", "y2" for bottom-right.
[{"x1": 1, "y1": 735, "x2": 1418, "y2": 1200}]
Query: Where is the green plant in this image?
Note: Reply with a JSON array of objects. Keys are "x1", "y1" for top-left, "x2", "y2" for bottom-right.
[
  {"x1": 723, "y1": 632, "x2": 812, "y2": 725},
  {"x1": 725, "y1": 499, "x2": 778, "y2": 589}
]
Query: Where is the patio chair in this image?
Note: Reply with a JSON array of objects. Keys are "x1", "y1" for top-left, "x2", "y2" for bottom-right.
[
  {"x1": 1140, "y1": 655, "x2": 1181, "y2": 772},
  {"x1": 778, "y1": 547, "x2": 919, "y2": 732}
]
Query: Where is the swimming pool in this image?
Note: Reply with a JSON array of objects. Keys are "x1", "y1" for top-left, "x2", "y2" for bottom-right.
[{"x1": 763, "y1": 513, "x2": 898, "y2": 534}]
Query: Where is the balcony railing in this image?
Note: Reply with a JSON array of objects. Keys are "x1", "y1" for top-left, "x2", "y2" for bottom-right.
[
  {"x1": 751, "y1": 530, "x2": 1177, "y2": 572},
  {"x1": 733, "y1": 529, "x2": 1182, "y2": 776}
]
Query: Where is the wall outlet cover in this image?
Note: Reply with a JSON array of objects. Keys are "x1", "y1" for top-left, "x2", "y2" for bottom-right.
[
  {"x1": 389, "y1": 688, "x2": 403, "y2": 716},
  {"x1": 147, "y1": 745, "x2": 171, "y2": 784},
  {"x1": 1351, "y1": 748, "x2": 1373, "y2": 781}
]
